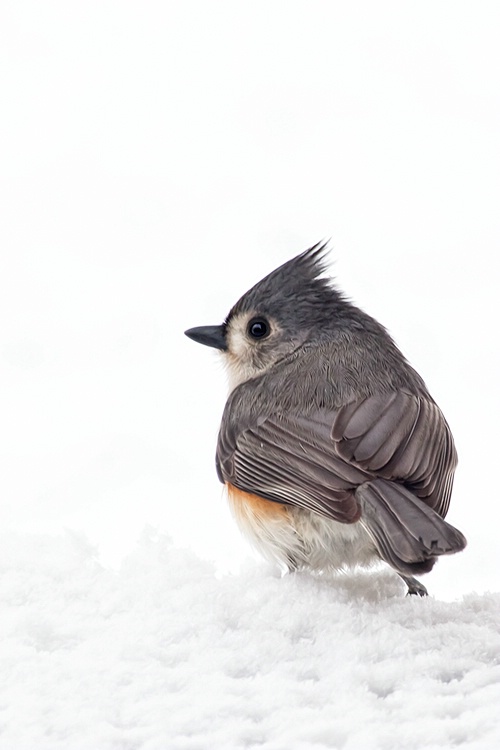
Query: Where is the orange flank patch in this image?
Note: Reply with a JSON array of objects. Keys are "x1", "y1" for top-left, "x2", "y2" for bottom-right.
[
  {"x1": 225, "y1": 483, "x2": 295, "y2": 566},
  {"x1": 226, "y1": 483, "x2": 289, "y2": 523}
]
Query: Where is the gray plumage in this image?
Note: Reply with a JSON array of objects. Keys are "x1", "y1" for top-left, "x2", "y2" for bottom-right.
[{"x1": 185, "y1": 242, "x2": 466, "y2": 595}]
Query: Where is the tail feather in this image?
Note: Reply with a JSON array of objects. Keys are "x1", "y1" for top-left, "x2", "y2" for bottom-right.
[{"x1": 356, "y1": 479, "x2": 466, "y2": 576}]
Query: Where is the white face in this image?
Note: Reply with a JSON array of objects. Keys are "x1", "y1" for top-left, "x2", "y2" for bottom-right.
[
  {"x1": 220, "y1": 310, "x2": 312, "y2": 391},
  {"x1": 221, "y1": 311, "x2": 279, "y2": 391}
]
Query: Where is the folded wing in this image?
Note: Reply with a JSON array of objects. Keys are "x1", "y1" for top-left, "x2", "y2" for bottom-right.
[
  {"x1": 331, "y1": 390, "x2": 457, "y2": 518},
  {"x1": 217, "y1": 388, "x2": 465, "y2": 573}
]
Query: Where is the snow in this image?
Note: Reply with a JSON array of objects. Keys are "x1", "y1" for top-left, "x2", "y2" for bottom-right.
[
  {"x1": 1, "y1": 530, "x2": 499, "y2": 749},
  {"x1": 1, "y1": 1, "x2": 500, "y2": 747}
]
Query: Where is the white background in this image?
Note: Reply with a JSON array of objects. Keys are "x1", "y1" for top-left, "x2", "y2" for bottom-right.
[{"x1": 1, "y1": 0, "x2": 499, "y2": 599}]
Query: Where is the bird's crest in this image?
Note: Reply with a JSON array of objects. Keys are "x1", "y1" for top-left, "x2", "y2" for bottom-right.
[{"x1": 226, "y1": 240, "x2": 344, "y2": 326}]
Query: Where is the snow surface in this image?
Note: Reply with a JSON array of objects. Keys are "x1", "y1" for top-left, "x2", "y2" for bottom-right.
[{"x1": 1, "y1": 530, "x2": 499, "y2": 750}]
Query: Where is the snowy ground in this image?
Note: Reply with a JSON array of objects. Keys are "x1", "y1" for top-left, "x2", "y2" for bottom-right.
[{"x1": 1, "y1": 530, "x2": 499, "y2": 750}]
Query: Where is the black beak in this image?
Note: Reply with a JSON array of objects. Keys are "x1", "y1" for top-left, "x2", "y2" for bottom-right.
[{"x1": 184, "y1": 325, "x2": 227, "y2": 351}]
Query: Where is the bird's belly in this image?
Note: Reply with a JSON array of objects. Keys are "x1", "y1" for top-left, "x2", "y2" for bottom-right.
[{"x1": 226, "y1": 483, "x2": 376, "y2": 572}]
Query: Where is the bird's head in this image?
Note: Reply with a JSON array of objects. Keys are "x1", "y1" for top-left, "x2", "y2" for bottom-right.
[{"x1": 185, "y1": 241, "x2": 348, "y2": 389}]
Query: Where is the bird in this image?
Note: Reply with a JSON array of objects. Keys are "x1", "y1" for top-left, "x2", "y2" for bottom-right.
[{"x1": 184, "y1": 241, "x2": 466, "y2": 596}]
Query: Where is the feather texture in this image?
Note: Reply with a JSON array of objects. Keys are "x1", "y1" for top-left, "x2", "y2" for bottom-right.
[
  {"x1": 186, "y1": 243, "x2": 466, "y2": 582},
  {"x1": 217, "y1": 387, "x2": 463, "y2": 574}
]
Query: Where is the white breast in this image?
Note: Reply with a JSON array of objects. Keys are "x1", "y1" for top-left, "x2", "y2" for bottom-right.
[{"x1": 226, "y1": 484, "x2": 377, "y2": 573}]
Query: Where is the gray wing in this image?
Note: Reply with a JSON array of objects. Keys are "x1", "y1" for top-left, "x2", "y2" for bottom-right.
[
  {"x1": 217, "y1": 405, "x2": 368, "y2": 522},
  {"x1": 217, "y1": 389, "x2": 457, "y2": 524},
  {"x1": 331, "y1": 390, "x2": 457, "y2": 518}
]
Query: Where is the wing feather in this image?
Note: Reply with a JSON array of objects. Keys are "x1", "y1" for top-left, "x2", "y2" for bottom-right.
[
  {"x1": 217, "y1": 388, "x2": 456, "y2": 524},
  {"x1": 332, "y1": 392, "x2": 456, "y2": 516}
]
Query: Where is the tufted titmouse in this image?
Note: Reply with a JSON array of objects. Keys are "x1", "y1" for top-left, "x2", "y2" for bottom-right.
[{"x1": 185, "y1": 242, "x2": 466, "y2": 595}]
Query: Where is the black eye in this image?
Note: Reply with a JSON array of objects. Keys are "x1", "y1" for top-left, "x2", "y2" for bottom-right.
[{"x1": 248, "y1": 318, "x2": 270, "y2": 340}]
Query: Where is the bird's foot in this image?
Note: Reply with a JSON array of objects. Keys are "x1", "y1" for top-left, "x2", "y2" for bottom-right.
[{"x1": 398, "y1": 574, "x2": 428, "y2": 597}]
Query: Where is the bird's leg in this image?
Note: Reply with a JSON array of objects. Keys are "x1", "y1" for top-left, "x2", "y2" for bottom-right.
[{"x1": 398, "y1": 574, "x2": 428, "y2": 597}]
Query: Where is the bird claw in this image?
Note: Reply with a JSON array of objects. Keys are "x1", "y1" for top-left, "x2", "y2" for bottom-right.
[{"x1": 399, "y1": 574, "x2": 428, "y2": 597}]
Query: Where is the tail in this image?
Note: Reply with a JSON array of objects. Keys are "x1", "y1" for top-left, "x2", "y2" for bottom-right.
[{"x1": 356, "y1": 479, "x2": 467, "y2": 576}]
